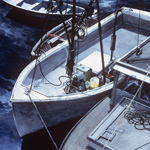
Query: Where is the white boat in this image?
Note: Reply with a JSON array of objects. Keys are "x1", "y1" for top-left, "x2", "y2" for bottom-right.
[
  {"x1": 11, "y1": 7, "x2": 150, "y2": 138},
  {"x1": 59, "y1": 29, "x2": 150, "y2": 150},
  {"x1": 3, "y1": 0, "x2": 87, "y2": 21}
]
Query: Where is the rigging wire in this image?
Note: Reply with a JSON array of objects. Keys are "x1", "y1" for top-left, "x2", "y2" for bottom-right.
[
  {"x1": 29, "y1": 58, "x2": 39, "y2": 91},
  {"x1": 115, "y1": 0, "x2": 118, "y2": 11},
  {"x1": 137, "y1": 10, "x2": 141, "y2": 47},
  {"x1": 30, "y1": 0, "x2": 54, "y2": 90},
  {"x1": 136, "y1": 9, "x2": 141, "y2": 56},
  {"x1": 55, "y1": 0, "x2": 71, "y2": 46},
  {"x1": 102, "y1": 68, "x2": 150, "y2": 150},
  {"x1": 27, "y1": 94, "x2": 59, "y2": 150}
]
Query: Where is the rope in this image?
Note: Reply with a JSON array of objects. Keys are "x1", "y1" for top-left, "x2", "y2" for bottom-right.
[
  {"x1": 27, "y1": 94, "x2": 59, "y2": 150},
  {"x1": 29, "y1": 58, "x2": 39, "y2": 91},
  {"x1": 102, "y1": 68, "x2": 150, "y2": 150},
  {"x1": 124, "y1": 110, "x2": 150, "y2": 131}
]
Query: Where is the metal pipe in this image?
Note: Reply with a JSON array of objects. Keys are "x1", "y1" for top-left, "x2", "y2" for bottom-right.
[
  {"x1": 96, "y1": 0, "x2": 106, "y2": 84},
  {"x1": 110, "y1": 9, "x2": 122, "y2": 61},
  {"x1": 65, "y1": 0, "x2": 76, "y2": 77}
]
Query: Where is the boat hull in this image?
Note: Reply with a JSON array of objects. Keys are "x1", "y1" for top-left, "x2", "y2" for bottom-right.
[
  {"x1": 3, "y1": 0, "x2": 83, "y2": 21},
  {"x1": 5, "y1": 5, "x2": 71, "y2": 21},
  {"x1": 12, "y1": 89, "x2": 111, "y2": 137}
]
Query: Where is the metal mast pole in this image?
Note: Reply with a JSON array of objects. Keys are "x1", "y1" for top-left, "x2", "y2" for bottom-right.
[
  {"x1": 66, "y1": 0, "x2": 76, "y2": 77},
  {"x1": 96, "y1": 0, "x2": 106, "y2": 84}
]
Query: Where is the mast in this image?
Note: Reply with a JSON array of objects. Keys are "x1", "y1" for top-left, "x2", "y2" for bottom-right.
[
  {"x1": 66, "y1": 0, "x2": 76, "y2": 77},
  {"x1": 96, "y1": 0, "x2": 106, "y2": 84}
]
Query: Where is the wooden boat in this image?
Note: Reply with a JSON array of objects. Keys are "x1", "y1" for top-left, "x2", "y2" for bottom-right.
[
  {"x1": 3, "y1": 0, "x2": 86, "y2": 21},
  {"x1": 11, "y1": 7, "x2": 150, "y2": 138},
  {"x1": 59, "y1": 30, "x2": 150, "y2": 150}
]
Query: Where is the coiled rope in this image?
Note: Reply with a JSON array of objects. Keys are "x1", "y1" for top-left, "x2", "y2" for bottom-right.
[{"x1": 124, "y1": 110, "x2": 150, "y2": 131}]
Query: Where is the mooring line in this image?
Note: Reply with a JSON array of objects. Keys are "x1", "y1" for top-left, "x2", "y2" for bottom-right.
[{"x1": 27, "y1": 94, "x2": 58, "y2": 150}]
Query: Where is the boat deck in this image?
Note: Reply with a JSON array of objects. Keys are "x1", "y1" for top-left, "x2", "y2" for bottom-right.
[
  {"x1": 88, "y1": 98, "x2": 150, "y2": 150},
  {"x1": 33, "y1": 23, "x2": 150, "y2": 97},
  {"x1": 59, "y1": 96, "x2": 111, "y2": 150}
]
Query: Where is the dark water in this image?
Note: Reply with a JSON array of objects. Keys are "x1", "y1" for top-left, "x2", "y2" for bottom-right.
[{"x1": 1, "y1": 0, "x2": 150, "y2": 150}]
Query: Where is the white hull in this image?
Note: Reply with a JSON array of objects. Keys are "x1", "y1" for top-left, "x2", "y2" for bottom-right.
[{"x1": 13, "y1": 85, "x2": 112, "y2": 137}]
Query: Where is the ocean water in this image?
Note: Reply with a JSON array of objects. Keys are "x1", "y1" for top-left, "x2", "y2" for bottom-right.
[{"x1": 1, "y1": 0, "x2": 150, "y2": 150}]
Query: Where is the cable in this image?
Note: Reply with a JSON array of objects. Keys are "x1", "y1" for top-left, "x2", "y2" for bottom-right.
[
  {"x1": 136, "y1": 9, "x2": 141, "y2": 56},
  {"x1": 37, "y1": 59, "x2": 70, "y2": 87}
]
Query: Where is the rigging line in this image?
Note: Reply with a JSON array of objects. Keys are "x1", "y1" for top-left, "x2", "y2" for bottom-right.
[
  {"x1": 30, "y1": 6, "x2": 49, "y2": 90},
  {"x1": 102, "y1": 68, "x2": 150, "y2": 150},
  {"x1": 137, "y1": 9, "x2": 141, "y2": 48},
  {"x1": 35, "y1": 0, "x2": 53, "y2": 57},
  {"x1": 43, "y1": 0, "x2": 52, "y2": 31},
  {"x1": 27, "y1": 94, "x2": 58, "y2": 150},
  {"x1": 29, "y1": 58, "x2": 39, "y2": 91},
  {"x1": 134, "y1": 141, "x2": 150, "y2": 150},
  {"x1": 55, "y1": 0, "x2": 71, "y2": 46},
  {"x1": 115, "y1": 0, "x2": 118, "y2": 12}
]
